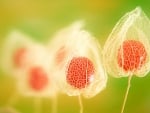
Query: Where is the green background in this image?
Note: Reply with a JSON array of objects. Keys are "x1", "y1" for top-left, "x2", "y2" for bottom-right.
[{"x1": 0, "y1": 0, "x2": 150, "y2": 113}]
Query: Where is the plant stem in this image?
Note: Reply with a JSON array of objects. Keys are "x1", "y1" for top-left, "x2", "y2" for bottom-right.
[
  {"x1": 121, "y1": 75, "x2": 132, "y2": 113},
  {"x1": 78, "y1": 95, "x2": 83, "y2": 113}
]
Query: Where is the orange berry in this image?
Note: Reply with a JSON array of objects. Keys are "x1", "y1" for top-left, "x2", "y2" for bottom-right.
[
  {"x1": 28, "y1": 67, "x2": 48, "y2": 91},
  {"x1": 66, "y1": 57, "x2": 95, "y2": 89},
  {"x1": 117, "y1": 40, "x2": 147, "y2": 71},
  {"x1": 13, "y1": 48, "x2": 26, "y2": 67},
  {"x1": 55, "y1": 46, "x2": 66, "y2": 65}
]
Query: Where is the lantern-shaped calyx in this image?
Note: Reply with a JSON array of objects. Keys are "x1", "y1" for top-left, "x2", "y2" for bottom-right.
[
  {"x1": 1, "y1": 31, "x2": 58, "y2": 97},
  {"x1": 103, "y1": 7, "x2": 150, "y2": 113},
  {"x1": 103, "y1": 7, "x2": 150, "y2": 77},
  {"x1": 49, "y1": 21, "x2": 107, "y2": 98},
  {"x1": 16, "y1": 45, "x2": 58, "y2": 97},
  {"x1": 1, "y1": 31, "x2": 33, "y2": 76}
]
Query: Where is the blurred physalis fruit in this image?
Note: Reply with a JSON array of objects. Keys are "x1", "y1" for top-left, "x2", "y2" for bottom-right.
[
  {"x1": 55, "y1": 46, "x2": 67, "y2": 65},
  {"x1": 29, "y1": 66, "x2": 49, "y2": 91},
  {"x1": 13, "y1": 47, "x2": 27, "y2": 67},
  {"x1": 1, "y1": 31, "x2": 33, "y2": 76}
]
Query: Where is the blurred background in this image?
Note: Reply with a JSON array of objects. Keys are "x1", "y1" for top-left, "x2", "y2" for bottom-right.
[{"x1": 0, "y1": 0, "x2": 150, "y2": 113}]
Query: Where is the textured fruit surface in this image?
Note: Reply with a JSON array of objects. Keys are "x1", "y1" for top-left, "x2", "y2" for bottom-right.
[
  {"x1": 66, "y1": 57, "x2": 95, "y2": 89},
  {"x1": 29, "y1": 67, "x2": 48, "y2": 91},
  {"x1": 13, "y1": 48, "x2": 26, "y2": 67},
  {"x1": 117, "y1": 40, "x2": 147, "y2": 71}
]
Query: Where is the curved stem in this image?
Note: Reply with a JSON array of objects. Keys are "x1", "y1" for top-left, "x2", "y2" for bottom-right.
[{"x1": 121, "y1": 75, "x2": 132, "y2": 113}]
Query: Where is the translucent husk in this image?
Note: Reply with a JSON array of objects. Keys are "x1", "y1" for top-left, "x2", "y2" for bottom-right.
[
  {"x1": 48, "y1": 21, "x2": 107, "y2": 98},
  {"x1": 1, "y1": 30, "x2": 58, "y2": 97},
  {"x1": 0, "y1": 31, "x2": 34, "y2": 77},
  {"x1": 103, "y1": 7, "x2": 150, "y2": 77}
]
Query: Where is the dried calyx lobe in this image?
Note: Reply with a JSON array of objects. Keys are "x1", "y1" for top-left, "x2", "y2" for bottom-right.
[
  {"x1": 66, "y1": 57, "x2": 95, "y2": 89},
  {"x1": 117, "y1": 40, "x2": 147, "y2": 71}
]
